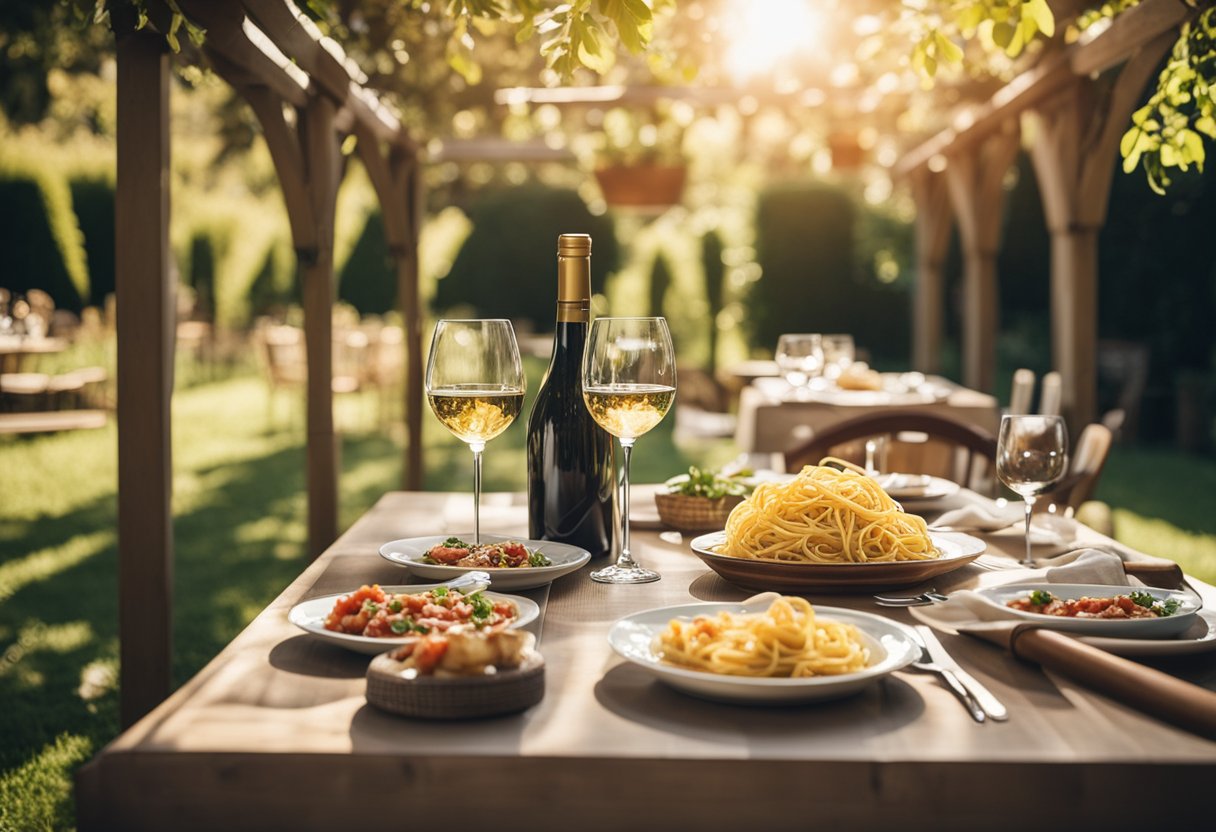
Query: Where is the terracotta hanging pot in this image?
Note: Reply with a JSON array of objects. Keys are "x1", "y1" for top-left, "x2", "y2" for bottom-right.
[
  {"x1": 828, "y1": 132, "x2": 865, "y2": 170},
  {"x1": 594, "y1": 164, "x2": 687, "y2": 208}
]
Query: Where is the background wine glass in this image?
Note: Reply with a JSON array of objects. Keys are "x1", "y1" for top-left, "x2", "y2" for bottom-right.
[
  {"x1": 821, "y1": 333, "x2": 855, "y2": 382},
  {"x1": 775, "y1": 333, "x2": 824, "y2": 397},
  {"x1": 997, "y1": 414, "x2": 1069, "y2": 565},
  {"x1": 425, "y1": 319, "x2": 525, "y2": 545},
  {"x1": 582, "y1": 316, "x2": 676, "y2": 584}
]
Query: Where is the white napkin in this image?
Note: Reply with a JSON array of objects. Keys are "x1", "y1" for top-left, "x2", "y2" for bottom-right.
[
  {"x1": 911, "y1": 549, "x2": 1138, "y2": 634},
  {"x1": 935, "y1": 503, "x2": 1078, "y2": 545}
]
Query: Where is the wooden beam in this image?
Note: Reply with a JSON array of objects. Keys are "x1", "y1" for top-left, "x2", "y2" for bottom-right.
[
  {"x1": 179, "y1": 0, "x2": 310, "y2": 108},
  {"x1": 114, "y1": 17, "x2": 174, "y2": 727},
  {"x1": 909, "y1": 168, "x2": 953, "y2": 374},
  {"x1": 240, "y1": 84, "x2": 317, "y2": 250},
  {"x1": 1029, "y1": 32, "x2": 1177, "y2": 427},
  {"x1": 944, "y1": 124, "x2": 1021, "y2": 393},
  {"x1": 898, "y1": 0, "x2": 1192, "y2": 177},
  {"x1": 300, "y1": 96, "x2": 341, "y2": 555}
]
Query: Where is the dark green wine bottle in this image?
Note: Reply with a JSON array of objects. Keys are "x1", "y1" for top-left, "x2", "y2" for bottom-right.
[{"x1": 526, "y1": 234, "x2": 614, "y2": 556}]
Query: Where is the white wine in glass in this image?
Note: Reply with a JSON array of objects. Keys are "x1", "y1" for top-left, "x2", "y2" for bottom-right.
[
  {"x1": 425, "y1": 319, "x2": 526, "y2": 545},
  {"x1": 997, "y1": 414, "x2": 1068, "y2": 565},
  {"x1": 582, "y1": 317, "x2": 676, "y2": 584}
]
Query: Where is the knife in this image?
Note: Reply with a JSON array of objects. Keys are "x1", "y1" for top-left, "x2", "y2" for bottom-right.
[{"x1": 915, "y1": 625, "x2": 1009, "y2": 722}]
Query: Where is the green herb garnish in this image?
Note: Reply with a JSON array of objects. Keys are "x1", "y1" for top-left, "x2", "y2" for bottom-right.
[
  {"x1": 467, "y1": 590, "x2": 494, "y2": 622},
  {"x1": 432, "y1": 586, "x2": 448, "y2": 598},
  {"x1": 1131, "y1": 590, "x2": 1181, "y2": 617},
  {"x1": 363, "y1": 600, "x2": 380, "y2": 614},
  {"x1": 1028, "y1": 589, "x2": 1054, "y2": 606},
  {"x1": 665, "y1": 466, "x2": 754, "y2": 499},
  {"x1": 442, "y1": 536, "x2": 470, "y2": 548},
  {"x1": 390, "y1": 619, "x2": 410, "y2": 635},
  {"x1": 528, "y1": 550, "x2": 552, "y2": 567},
  {"x1": 388, "y1": 599, "x2": 403, "y2": 613}
]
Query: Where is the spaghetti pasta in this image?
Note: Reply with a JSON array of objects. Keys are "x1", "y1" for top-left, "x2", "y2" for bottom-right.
[
  {"x1": 721, "y1": 459, "x2": 940, "y2": 564},
  {"x1": 656, "y1": 596, "x2": 869, "y2": 678}
]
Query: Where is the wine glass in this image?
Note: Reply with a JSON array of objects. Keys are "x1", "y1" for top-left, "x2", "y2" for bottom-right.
[
  {"x1": 997, "y1": 415, "x2": 1069, "y2": 565},
  {"x1": 821, "y1": 333, "x2": 855, "y2": 382},
  {"x1": 425, "y1": 319, "x2": 526, "y2": 545},
  {"x1": 582, "y1": 317, "x2": 676, "y2": 584},
  {"x1": 775, "y1": 333, "x2": 824, "y2": 397}
]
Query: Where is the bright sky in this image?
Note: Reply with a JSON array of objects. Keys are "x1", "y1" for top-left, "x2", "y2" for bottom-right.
[{"x1": 722, "y1": 0, "x2": 825, "y2": 81}]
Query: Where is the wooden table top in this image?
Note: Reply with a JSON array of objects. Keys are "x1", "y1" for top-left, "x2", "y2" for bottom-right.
[{"x1": 78, "y1": 491, "x2": 1216, "y2": 831}]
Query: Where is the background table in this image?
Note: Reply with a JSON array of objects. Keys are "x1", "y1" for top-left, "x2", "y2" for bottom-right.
[
  {"x1": 78, "y1": 491, "x2": 1216, "y2": 831},
  {"x1": 736, "y1": 375, "x2": 1000, "y2": 460}
]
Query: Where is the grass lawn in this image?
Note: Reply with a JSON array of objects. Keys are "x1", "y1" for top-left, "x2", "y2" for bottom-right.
[{"x1": 1, "y1": 369, "x2": 1214, "y2": 831}]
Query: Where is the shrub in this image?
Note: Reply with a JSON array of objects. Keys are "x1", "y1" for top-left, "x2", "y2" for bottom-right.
[
  {"x1": 434, "y1": 184, "x2": 619, "y2": 330},
  {"x1": 338, "y1": 210, "x2": 396, "y2": 316},
  {"x1": 0, "y1": 156, "x2": 88, "y2": 312},
  {"x1": 68, "y1": 174, "x2": 114, "y2": 306}
]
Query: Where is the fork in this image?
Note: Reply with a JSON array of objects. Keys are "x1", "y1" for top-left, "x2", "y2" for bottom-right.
[
  {"x1": 909, "y1": 639, "x2": 986, "y2": 723},
  {"x1": 873, "y1": 588, "x2": 949, "y2": 607}
]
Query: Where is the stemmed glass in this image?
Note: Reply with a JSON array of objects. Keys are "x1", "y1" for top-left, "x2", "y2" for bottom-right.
[
  {"x1": 997, "y1": 415, "x2": 1069, "y2": 565},
  {"x1": 582, "y1": 317, "x2": 676, "y2": 584},
  {"x1": 425, "y1": 319, "x2": 525, "y2": 545},
  {"x1": 775, "y1": 333, "x2": 824, "y2": 397},
  {"x1": 821, "y1": 333, "x2": 855, "y2": 382}
]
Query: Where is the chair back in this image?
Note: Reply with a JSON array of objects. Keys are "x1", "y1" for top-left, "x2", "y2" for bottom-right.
[
  {"x1": 1009, "y1": 368, "x2": 1035, "y2": 415},
  {"x1": 782, "y1": 409, "x2": 999, "y2": 493},
  {"x1": 1042, "y1": 422, "x2": 1113, "y2": 514},
  {"x1": 1039, "y1": 371, "x2": 1062, "y2": 416}
]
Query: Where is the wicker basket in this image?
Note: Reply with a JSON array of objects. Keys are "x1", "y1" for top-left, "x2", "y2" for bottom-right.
[
  {"x1": 366, "y1": 650, "x2": 544, "y2": 720},
  {"x1": 653, "y1": 492, "x2": 744, "y2": 533}
]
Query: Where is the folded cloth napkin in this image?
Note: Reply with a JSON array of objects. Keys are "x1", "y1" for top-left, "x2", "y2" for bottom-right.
[
  {"x1": 934, "y1": 503, "x2": 1077, "y2": 545},
  {"x1": 912, "y1": 549, "x2": 1216, "y2": 739},
  {"x1": 917, "y1": 549, "x2": 1135, "y2": 629}
]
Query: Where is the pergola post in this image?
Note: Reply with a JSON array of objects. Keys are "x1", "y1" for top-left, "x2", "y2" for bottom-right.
[
  {"x1": 943, "y1": 124, "x2": 1021, "y2": 393},
  {"x1": 1028, "y1": 32, "x2": 1175, "y2": 426},
  {"x1": 909, "y1": 167, "x2": 953, "y2": 374},
  {"x1": 355, "y1": 129, "x2": 424, "y2": 490},
  {"x1": 299, "y1": 96, "x2": 342, "y2": 554},
  {"x1": 114, "y1": 15, "x2": 174, "y2": 727}
]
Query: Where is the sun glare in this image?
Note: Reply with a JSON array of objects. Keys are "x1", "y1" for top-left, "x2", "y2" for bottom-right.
[{"x1": 723, "y1": 0, "x2": 824, "y2": 81}]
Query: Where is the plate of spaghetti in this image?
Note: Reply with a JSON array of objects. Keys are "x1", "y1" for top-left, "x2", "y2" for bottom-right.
[
  {"x1": 607, "y1": 594, "x2": 919, "y2": 703},
  {"x1": 687, "y1": 461, "x2": 985, "y2": 591}
]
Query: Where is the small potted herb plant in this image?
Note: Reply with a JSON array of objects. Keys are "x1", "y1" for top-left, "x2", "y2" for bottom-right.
[{"x1": 655, "y1": 466, "x2": 754, "y2": 533}]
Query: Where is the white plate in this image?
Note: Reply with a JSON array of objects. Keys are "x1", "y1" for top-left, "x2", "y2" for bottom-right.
[
  {"x1": 288, "y1": 584, "x2": 540, "y2": 654},
  {"x1": 379, "y1": 534, "x2": 591, "y2": 590},
  {"x1": 880, "y1": 473, "x2": 961, "y2": 503},
  {"x1": 1078, "y1": 608, "x2": 1216, "y2": 656},
  {"x1": 608, "y1": 601, "x2": 918, "y2": 704},
  {"x1": 973, "y1": 582, "x2": 1202, "y2": 639}
]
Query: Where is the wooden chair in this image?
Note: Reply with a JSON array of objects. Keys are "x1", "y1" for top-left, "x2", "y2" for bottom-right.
[
  {"x1": 1038, "y1": 371, "x2": 1062, "y2": 416},
  {"x1": 1040, "y1": 422, "x2": 1113, "y2": 515},
  {"x1": 782, "y1": 409, "x2": 999, "y2": 493},
  {"x1": 1008, "y1": 368, "x2": 1035, "y2": 415}
]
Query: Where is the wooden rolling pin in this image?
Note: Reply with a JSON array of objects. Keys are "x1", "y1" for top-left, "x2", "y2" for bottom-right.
[{"x1": 1010, "y1": 627, "x2": 1216, "y2": 739}]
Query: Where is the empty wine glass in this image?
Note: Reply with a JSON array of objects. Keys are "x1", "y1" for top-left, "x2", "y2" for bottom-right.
[
  {"x1": 997, "y1": 415, "x2": 1069, "y2": 565},
  {"x1": 582, "y1": 317, "x2": 676, "y2": 584},
  {"x1": 775, "y1": 333, "x2": 823, "y2": 397},
  {"x1": 425, "y1": 319, "x2": 526, "y2": 545},
  {"x1": 821, "y1": 333, "x2": 855, "y2": 382}
]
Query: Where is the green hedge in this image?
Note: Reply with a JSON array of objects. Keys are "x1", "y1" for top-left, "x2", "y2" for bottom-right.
[
  {"x1": 750, "y1": 182, "x2": 910, "y2": 363},
  {"x1": 0, "y1": 157, "x2": 88, "y2": 312},
  {"x1": 435, "y1": 184, "x2": 620, "y2": 330},
  {"x1": 68, "y1": 174, "x2": 115, "y2": 306},
  {"x1": 338, "y1": 210, "x2": 396, "y2": 315}
]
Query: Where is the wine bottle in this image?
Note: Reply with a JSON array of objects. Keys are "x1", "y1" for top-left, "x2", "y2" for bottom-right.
[{"x1": 526, "y1": 234, "x2": 615, "y2": 556}]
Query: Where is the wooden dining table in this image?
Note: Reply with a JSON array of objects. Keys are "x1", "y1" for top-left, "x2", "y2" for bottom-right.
[
  {"x1": 735, "y1": 374, "x2": 1000, "y2": 461},
  {"x1": 77, "y1": 490, "x2": 1216, "y2": 830}
]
